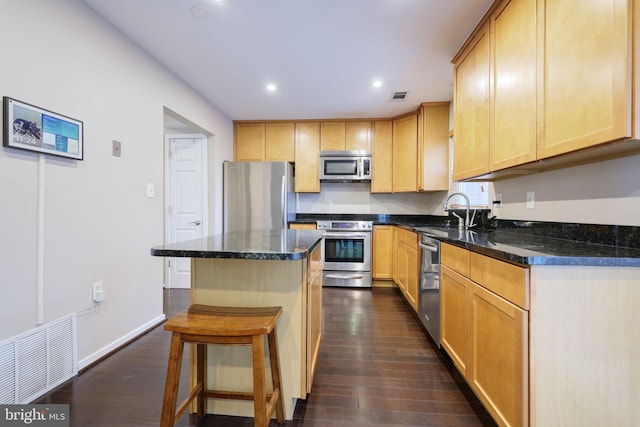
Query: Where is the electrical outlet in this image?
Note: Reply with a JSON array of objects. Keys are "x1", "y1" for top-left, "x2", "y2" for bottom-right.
[
  {"x1": 494, "y1": 193, "x2": 503, "y2": 207},
  {"x1": 526, "y1": 191, "x2": 535, "y2": 209},
  {"x1": 92, "y1": 281, "x2": 105, "y2": 303}
]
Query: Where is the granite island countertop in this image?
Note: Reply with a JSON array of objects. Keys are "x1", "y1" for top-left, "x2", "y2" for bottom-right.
[{"x1": 150, "y1": 229, "x2": 325, "y2": 261}]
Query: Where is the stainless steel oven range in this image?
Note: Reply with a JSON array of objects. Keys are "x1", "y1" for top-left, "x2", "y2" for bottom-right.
[{"x1": 316, "y1": 220, "x2": 373, "y2": 288}]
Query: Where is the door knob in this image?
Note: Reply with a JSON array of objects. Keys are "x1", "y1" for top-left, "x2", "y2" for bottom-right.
[{"x1": 189, "y1": 220, "x2": 201, "y2": 226}]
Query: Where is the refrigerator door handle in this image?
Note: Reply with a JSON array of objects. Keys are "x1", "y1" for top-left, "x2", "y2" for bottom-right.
[{"x1": 281, "y1": 176, "x2": 286, "y2": 227}]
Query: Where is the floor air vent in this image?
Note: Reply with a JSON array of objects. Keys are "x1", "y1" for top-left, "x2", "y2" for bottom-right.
[{"x1": 0, "y1": 313, "x2": 77, "y2": 404}]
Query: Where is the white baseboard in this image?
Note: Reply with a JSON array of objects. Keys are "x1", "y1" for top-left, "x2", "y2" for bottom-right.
[{"x1": 78, "y1": 314, "x2": 166, "y2": 370}]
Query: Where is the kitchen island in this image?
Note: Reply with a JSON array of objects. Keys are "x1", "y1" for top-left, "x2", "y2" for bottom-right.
[{"x1": 151, "y1": 228, "x2": 325, "y2": 420}]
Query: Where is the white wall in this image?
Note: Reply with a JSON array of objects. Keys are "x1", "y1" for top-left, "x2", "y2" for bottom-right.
[
  {"x1": 0, "y1": 0, "x2": 233, "y2": 367},
  {"x1": 493, "y1": 155, "x2": 640, "y2": 226},
  {"x1": 297, "y1": 182, "x2": 438, "y2": 214}
]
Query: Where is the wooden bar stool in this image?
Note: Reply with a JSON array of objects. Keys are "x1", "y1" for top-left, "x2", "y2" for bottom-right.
[{"x1": 160, "y1": 304, "x2": 285, "y2": 427}]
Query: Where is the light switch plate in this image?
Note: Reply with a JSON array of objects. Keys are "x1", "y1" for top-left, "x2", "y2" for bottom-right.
[
  {"x1": 112, "y1": 140, "x2": 122, "y2": 157},
  {"x1": 146, "y1": 183, "x2": 155, "y2": 198},
  {"x1": 526, "y1": 191, "x2": 535, "y2": 209}
]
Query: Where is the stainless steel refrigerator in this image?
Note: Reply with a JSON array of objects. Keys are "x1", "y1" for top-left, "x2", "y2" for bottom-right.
[{"x1": 223, "y1": 161, "x2": 295, "y2": 232}]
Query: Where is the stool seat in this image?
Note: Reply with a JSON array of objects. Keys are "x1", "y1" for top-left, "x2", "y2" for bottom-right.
[
  {"x1": 165, "y1": 304, "x2": 282, "y2": 336},
  {"x1": 160, "y1": 304, "x2": 285, "y2": 427}
]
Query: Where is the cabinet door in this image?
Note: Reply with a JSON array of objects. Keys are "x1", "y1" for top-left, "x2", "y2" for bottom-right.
[
  {"x1": 306, "y1": 245, "x2": 323, "y2": 392},
  {"x1": 418, "y1": 103, "x2": 450, "y2": 191},
  {"x1": 392, "y1": 113, "x2": 418, "y2": 192},
  {"x1": 491, "y1": 0, "x2": 537, "y2": 171},
  {"x1": 453, "y1": 24, "x2": 490, "y2": 180},
  {"x1": 441, "y1": 265, "x2": 471, "y2": 378},
  {"x1": 396, "y1": 243, "x2": 407, "y2": 293},
  {"x1": 235, "y1": 122, "x2": 265, "y2": 161},
  {"x1": 345, "y1": 121, "x2": 371, "y2": 151},
  {"x1": 470, "y1": 283, "x2": 528, "y2": 427},
  {"x1": 320, "y1": 122, "x2": 345, "y2": 151},
  {"x1": 539, "y1": 0, "x2": 630, "y2": 158},
  {"x1": 371, "y1": 120, "x2": 393, "y2": 193},
  {"x1": 266, "y1": 122, "x2": 295, "y2": 162},
  {"x1": 372, "y1": 225, "x2": 394, "y2": 279},
  {"x1": 295, "y1": 123, "x2": 320, "y2": 192},
  {"x1": 404, "y1": 241, "x2": 418, "y2": 311}
]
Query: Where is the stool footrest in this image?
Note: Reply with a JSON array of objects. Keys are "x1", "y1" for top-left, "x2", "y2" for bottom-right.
[{"x1": 175, "y1": 383, "x2": 204, "y2": 422}]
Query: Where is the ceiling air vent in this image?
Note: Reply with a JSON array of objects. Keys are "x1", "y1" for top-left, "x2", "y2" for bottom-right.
[{"x1": 389, "y1": 91, "x2": 408, "y2": 102}]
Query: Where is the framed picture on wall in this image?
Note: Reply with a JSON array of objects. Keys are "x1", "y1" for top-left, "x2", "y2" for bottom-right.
[{"x1": 3, "y1": 97, "x2": 84, "y2": 160}]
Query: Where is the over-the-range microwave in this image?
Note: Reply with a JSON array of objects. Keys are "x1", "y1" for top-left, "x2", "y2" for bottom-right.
[{"x1": 319, "y1": 150, "x2": 372, "y2": 182}]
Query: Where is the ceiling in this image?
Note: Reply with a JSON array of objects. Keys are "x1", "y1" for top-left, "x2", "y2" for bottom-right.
[{"x1": 82, "y1": 0, "x2": 492, "y2": 122}]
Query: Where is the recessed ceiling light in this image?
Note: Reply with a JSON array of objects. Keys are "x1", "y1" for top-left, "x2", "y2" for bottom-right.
[
  {"x1": 372, "y1": 80, "x2": 383, "y2": 88},
  {"x1": 266, "y1": 84, "x2": 277, "y2": 92},
  {"x1": 191, "y1": 4, "x2": 213, "y2": 20}
]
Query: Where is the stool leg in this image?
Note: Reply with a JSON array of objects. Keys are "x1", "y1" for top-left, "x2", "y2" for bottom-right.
[
  {"x1": 268, "y1": 329, "x2": 285, "y2": 424},
  {"x1": 195, "y1": 343, "x2": 206, "y2": 418},
  {"x1": 160, "y1": 332, "x2": 184, "y2": 427},
  {"x1": 251, "y1": 334, "x2": 267, "y2": 427}
]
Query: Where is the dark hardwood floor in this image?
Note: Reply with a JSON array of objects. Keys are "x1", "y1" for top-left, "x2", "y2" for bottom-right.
[{"x1": 37, "y1": 287, "x2": 496, "y2": 426}]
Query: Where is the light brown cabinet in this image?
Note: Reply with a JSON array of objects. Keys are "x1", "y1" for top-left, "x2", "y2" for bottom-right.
[
  {"x1": 294, "y1": 122, "x2": 320, "y2": 193},
  {"x1": 490, "y1": 0, "x2": 537, "y2": 171},
  {"x1": 266, "y1": 122, "x2": 295, "y2": 162},
  {"x1": 453, "y1": 24, "x2": 490, "y2": 181},
  {"x1": 538, "y1": 0, "x2": 630, "y2": 159},
  {"x1": 372, "y1": 225, "x2": 394, "y2": 279},
  {"x1": 320, "y1": 122, "x2": 345, "y2": 151},
  {"x1": 305, "y1": 242, "x2": 323, "y2": 392},
  {"x1": 441, "y1": 242, "x2": 528, "y2": 427},
  {"x1": 392, "y1": 113, "x2": 418, "y2": 192},
  {"x1": 371, "y1": 120, "x2": 393, "y2": 193},
  {"x1": 289, "y1": 223, "x2": 317, "y2": 230},
  {"x1": 234, "y1": 122, "x2": 266, "y2": 161},
  {"x1": 234, "y1": 121, "x2": 295, "y2": 162},
  {"x1": 394, "y1": 227, "x2": 418, "y2": 310},
  {"x1": 345, "y1": 121, "x2": 371, "y2": 151},
  {"x1": 452, "y1": 0, "x2": 636, "y2": 181},
  {"x1": 417, "y1": 102, "x2": 450, "y2": 191},
  {"x1": 320, "y1": 121, "x2": 372, "y2": 152}
]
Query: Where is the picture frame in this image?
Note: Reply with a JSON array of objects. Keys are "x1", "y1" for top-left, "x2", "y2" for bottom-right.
[{"x1": 3, "y1": 97, "x2": 84, "y2": 160}]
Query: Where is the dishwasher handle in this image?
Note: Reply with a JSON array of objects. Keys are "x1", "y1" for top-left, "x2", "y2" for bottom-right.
[{"x1": 419, "y1": 241, "x2": 439, "y2": 252}]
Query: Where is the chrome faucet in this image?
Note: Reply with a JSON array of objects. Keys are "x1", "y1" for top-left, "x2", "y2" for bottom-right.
[{"x1": 444, "y1": 192, "x2": 475, "y2": 230}]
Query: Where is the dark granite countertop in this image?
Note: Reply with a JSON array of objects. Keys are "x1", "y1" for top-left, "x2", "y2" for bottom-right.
[
  {"x1": 151, "y1": 229, "x2": 324, "y2": 261},
  {"x1": 412, "y1": 226, "x2": 640, "y2": 267},
  {"x1": 294, "y1": 213, "x2": 640, "y2": 267}
]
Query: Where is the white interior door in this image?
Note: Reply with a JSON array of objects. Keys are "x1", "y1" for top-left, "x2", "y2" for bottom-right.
[{"x1": 165, "y1": 135, "x2": 207, "y2": 288}]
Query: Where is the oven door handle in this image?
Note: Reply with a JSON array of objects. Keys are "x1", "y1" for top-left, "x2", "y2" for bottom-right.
[
  {"x1": 325, "y1": 274, "x2": 365, "y2": 280},
  {"x1": 323, "y1": 232, "x2": 369, "y2": 238}
]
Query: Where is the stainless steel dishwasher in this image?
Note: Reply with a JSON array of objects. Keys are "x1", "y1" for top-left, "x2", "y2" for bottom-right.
[{"x1": 418, "y1": 234, "x2": 441, "y2": 347}]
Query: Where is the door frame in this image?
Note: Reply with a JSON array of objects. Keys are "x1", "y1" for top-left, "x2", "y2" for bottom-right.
[{"x1": 163, "y1": 133, "x2": 208, "y2": 288}]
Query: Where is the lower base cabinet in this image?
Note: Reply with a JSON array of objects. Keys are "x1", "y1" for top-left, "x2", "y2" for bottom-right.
[
  {"x1": 441, "y1": 243, "x2": 528, "y2": 427},
  {"x1": 395, "y1": 227, "x2": 419, "y2": 310}
]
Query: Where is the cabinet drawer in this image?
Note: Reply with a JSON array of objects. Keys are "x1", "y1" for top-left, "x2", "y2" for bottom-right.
[
  {"x1": 470, "y1": 252, "x2": 529, "y2": 310},
  {"x1": 441, "y1": 243, "x2": 470, "y2": 276},
  {"x1": 396, "y1": 227, "x2": 417, "y2": 246}
]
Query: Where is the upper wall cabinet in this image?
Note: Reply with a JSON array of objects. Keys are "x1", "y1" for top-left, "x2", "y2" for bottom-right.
[
  {"x1": 491, "y1": 0, "x2": 537, "y2": 171},
  {"x1": 452, "y1": 0, "x2": 637, "y2": 181},
  {"x1": 320, "y1": 121, "x2": 371, "y2": 151},
  {"x1": 392, "y1": 113, "x2": 418, "y2": 192},
  {"x1": 235, "y1": 122, "x2": 266, "y2": 161},
  {"x1": 266, "y1": 122, "x2": 295, "y2": 162},
  {"x1": 453, "y1": 24, "x2": 490, "y2": 181},
  {"x1": 371, "y1": 120, "x2": 393, "y2": 193},
  {"x1": 295, "y1": 122, "x2": 320, "y2": 193},
  {"x1": 538, "y1": 0, "x2": 630, "y2": 158},
  {"x1": 234, "y1": 121, "x2": 295, "y2": 162},
  {"x1": 417, "y1": 102, "x2": 450, "y2": 191}
]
